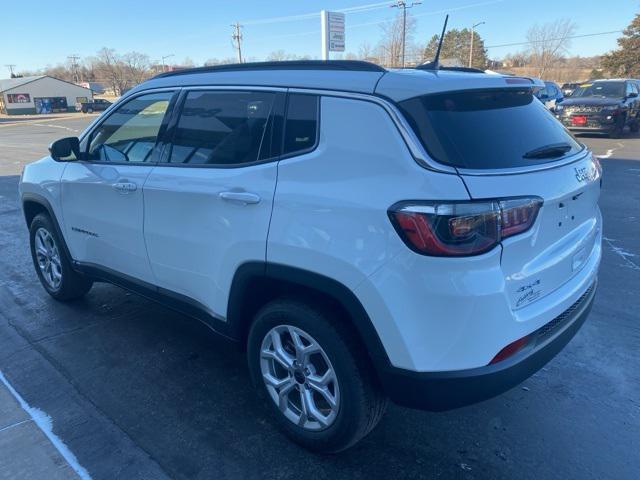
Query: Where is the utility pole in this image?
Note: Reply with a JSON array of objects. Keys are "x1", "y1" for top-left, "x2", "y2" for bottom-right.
[
  {"x1": 231, "y1": 22, "x2": 243, "y2": 63},
  {"x1": 469, "y1": 21, "x2": 485, "y2": 68},
  {"x1": 5, "y1": 64, "x2": 16, "y2": 77},
  {"x1": 161, "y1": 54, "x2": 174, "y2": 72},
  {"x1": 391, "y1": 1, "x2": 421, "y2": 68},
  {"x1": 68, "y1": 55, "x2": 81, "y2": 83}
]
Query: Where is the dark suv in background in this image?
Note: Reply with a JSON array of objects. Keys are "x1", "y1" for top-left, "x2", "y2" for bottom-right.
[
  {"x1": 555, "y1": 79, "x2": 640, "y2": 138},
  {"x1": 561, "y1": 82, "x2": 581, "y2": 96},
  {"x1": 79, "y1": 98, "x2": 112, "y2": 113}
]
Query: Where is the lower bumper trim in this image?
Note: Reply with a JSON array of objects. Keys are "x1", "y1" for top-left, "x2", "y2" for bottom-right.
[{"x1": 380, "y1": 281, "x2": 597, "y2": 411}]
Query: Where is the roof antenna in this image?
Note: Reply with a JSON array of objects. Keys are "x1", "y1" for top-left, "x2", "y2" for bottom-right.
[
  {"x1": 433, "y1": 14, "x2": 449, "y2": 70},
  {"x1": 416, "y1": 14, "x2": 449, "y2": 71}
]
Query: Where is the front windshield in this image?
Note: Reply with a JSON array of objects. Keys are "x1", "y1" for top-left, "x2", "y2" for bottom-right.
[{"x1": 571, "y1": 82, "x2": 625, "y2": 99}]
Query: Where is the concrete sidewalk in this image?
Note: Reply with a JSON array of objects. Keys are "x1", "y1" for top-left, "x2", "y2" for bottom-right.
[{"x1": 0, "y1": 375, "x2": 86, "y2": 480}]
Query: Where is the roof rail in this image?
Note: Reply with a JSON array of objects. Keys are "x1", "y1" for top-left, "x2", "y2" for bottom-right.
[{"x1": 154, "y1": 60, "x2": 386, "y2": 78}]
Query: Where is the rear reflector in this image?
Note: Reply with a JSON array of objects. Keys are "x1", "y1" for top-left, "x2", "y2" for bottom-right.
[
  {"x1": 389, "y1": 197, "x2": 542, "y2": 257},
  {"x1": 489, "y1": 335, "x2": 530, "y2": 365}
]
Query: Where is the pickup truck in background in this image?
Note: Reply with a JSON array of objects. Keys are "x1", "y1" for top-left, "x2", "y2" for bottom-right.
[{"x1": 78, "y1": 98, "x2": 112, "y2": 113}]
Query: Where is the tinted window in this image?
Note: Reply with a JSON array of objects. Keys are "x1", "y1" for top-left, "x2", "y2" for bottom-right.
[
  {"x1": 284, "y1": 94, "x2": 319, "y2": 155},
  {"x1": 626, "y1": 82, "x2": 634, "y2": 96},
  {"x1": 571, "y1": 81, "x2": 625, "y2": 98},
  {"x1": 166, "y1": 91, "x2": 276, "y2": 165},
  {"x1": 399, "y1": 88, "x2": 582, "y2": 170},
  {"x1": 88, "y1": 92, "x2": 172, "y2": 163}
]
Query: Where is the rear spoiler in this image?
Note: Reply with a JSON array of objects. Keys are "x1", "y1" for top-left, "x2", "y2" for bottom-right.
[{"x1": 503, "y1": 76, "x2": 545, "y2": 89}]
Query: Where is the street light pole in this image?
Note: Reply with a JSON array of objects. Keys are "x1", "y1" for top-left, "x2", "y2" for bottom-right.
[
  {"x1": 161, "y1": 54, "x2": 174, "y2": 72},
  {"x1": 469, "y1": 21, "x2": 485, "y2": 68}
]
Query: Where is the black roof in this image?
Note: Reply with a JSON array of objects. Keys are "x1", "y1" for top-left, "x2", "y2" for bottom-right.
[{"x1": 154, "y1": 60, "x2": 386, "y2": 79}]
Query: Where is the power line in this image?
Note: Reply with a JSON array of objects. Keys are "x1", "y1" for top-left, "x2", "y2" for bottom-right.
[
  {"x1": 486, "y1": 30, "x2": 623, "y2": 49},
  {"x1": 248, "y1": 0, "x2": 509, "y2": 43},
  {"x1": 242, "y1": 1, "x2": 392, "y2": 26},
  {"x1": 232, "y1": 22, "x2": 244, "y2": 63}
]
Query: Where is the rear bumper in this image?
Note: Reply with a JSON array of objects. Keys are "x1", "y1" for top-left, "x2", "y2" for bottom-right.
[
  {"x1": 380, "y1": 281, "x2": 596, "y2": 411},
  {"x1": 557, "y1": 114, "x2": 617, "y2": 132}
]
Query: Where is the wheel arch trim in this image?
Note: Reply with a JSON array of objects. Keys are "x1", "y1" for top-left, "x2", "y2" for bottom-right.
[
  {"x1": 227, "y1": 261, "x2": 393, "y2": 374},
  {"x1": 21, "y1": 193, "x2": 73, "y2": 262}
]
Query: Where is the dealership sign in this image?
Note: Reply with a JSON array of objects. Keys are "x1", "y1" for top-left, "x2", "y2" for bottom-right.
[
  {"x1": 7, "y1": 93, "x2": 31, "y2": 103},
  {"x1": 321, "y1": 10, "x2": 345, "y2": 59}
]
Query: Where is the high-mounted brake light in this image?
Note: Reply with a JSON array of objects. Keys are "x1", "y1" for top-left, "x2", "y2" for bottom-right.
[{"x1": 389, "y1": 197, "x2": 542, "y2": 257}]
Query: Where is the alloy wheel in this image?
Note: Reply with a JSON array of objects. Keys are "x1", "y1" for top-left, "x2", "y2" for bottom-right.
[
  {"x1": 260, "y1": 325, "x2": 340, "y2": 431},
  {"x1": 34, "y1": 227, "x2": 62, "y2": 290}
]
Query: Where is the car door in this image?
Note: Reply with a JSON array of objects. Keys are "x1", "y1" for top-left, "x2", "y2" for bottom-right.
[
  {"x1": 61, "y1": 90, "x2": 176, "y2": 284},
  {"x1": 143, "y1": 88, "x2": 285, "y2": 317}
]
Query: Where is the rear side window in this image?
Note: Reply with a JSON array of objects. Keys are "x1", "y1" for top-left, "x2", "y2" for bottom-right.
[
  {"x1": 283, "y1": 94, "x2": 319, "y2": 156},
  {"x1": 166, "y1": 91, "x2": 276, "y2": 166},
  {"x1": 399, "y1": 89, "x2": 582, "y2": 170}
]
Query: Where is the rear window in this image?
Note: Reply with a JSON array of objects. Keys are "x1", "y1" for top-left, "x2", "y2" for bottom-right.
[{"x1": 399, "y1": 88, "x2": 582, "y2": 170}]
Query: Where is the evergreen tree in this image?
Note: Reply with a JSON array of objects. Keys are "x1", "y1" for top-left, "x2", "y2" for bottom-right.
[
  {"x1": 422, "y1": 28, "x2": 488, "y2": 68},
  {"x1": 602, "y1": 13, "x2": 640, "y2": 77}
]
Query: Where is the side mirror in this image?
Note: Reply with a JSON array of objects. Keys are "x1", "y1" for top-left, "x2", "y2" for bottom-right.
[
  {"x1": 628, "y1": 92, "x2": 638, "y2": 98},
  {"x1": 49, "y1": 137, "x2": 80, "y2": 161}
]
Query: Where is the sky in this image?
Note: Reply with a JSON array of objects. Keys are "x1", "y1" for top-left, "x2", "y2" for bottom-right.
[{"x1": 1, "y1": 0, "x2": 637, "y2": 73}]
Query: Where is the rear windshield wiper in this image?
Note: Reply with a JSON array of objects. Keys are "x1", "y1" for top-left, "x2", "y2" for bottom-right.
[{"x1": 523, "y1": 143, "x2": 573, "y2": 159}]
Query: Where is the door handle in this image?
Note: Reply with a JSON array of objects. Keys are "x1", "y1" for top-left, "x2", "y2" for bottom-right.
[
  {"x1": 219, "y1": 191, "x2": 261, "y2": 205},
  {"x1": 112, "y1": 182, "x2": 137, "y2": 193}
]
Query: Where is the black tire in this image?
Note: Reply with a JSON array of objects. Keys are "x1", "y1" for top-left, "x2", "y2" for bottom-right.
[
  {"x1": 29, "y1": 213, "x2": 93, "y2": 301},
  {"x1": 609, "y1": 115, "x2": 625, "y2": 138},
  {"x1": 630, "y1": 119, "x2": 640, "y2": 133},
  {"x1": 248, "y1": 298, "x2": 388, "y2": 453}
]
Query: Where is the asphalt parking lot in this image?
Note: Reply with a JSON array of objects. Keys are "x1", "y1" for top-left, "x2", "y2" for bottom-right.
[{"x1": 0, "y1": 115, "x2": 638, "y2": 479}]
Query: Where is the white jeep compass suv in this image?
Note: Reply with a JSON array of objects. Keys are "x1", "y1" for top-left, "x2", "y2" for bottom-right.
[{"x1": 19, "y1": 61, "x2": 601, "y2": 452}]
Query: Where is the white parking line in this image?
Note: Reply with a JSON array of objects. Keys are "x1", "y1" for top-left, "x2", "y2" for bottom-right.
[
  {"x1": 598, "y1": 142, "x2": 624, "y2": 159},
  {"x1": 0, "y1": 371, "x2": 92, "y2": 480},
  {"x1": 31, "y1": 123, "x2": 80, "y2": 133},
  {"x1": 603, "y1": 237, "x2": 639, "y2": 271}
]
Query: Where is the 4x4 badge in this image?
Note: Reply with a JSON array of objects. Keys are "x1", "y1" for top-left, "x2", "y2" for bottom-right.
[{"x1": 575, "y1": 166, "x2": 595, "y2": 183}]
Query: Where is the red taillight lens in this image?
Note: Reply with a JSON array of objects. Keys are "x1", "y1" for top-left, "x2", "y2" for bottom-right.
[
  {"x1": 499, "y1": 198, "x2": 543, "y2": 238},
  {"x1": 489, "y1": 335, "x2": 530, "y2": 365},
  {"x1": 389, "y1": 197, "x2": 542, "y2": 257}
]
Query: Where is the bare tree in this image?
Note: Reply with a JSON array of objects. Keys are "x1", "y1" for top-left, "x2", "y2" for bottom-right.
[
  {"x1": 377, "y1": 12, "x2": 416, "y2": 67},
  {"x1": 203, "y1": 57, "x2": 237, "y2": 66},
  {"x1": 122, "y1": 52, "x2": 152, "y2": 85},
  {"x1": 267, "y1": 50, "x2": 291, "y2": 61},
  {"x1": 266, "y1": 50, "x2": 311, "y2": 61},
  {"x1": 92, "y1": 48, "x2": 132, "y2": 95},
  {"x1": 526, "y1": 19, "x2": 576, "y2": 78}
]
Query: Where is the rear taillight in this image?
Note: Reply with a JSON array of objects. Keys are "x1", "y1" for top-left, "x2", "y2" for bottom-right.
[{"x1": 389, "y1": 197, "x2": 542, "y2": 257}]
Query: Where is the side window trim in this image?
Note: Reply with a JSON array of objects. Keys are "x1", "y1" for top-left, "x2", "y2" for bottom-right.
[
  {"x1": 158, "y1": 87, "x2": 286, "y2": 169},
  {"x1": 81, "y1": 89, "x2": 179, "y2": 165},
  {"x1": 278, "y1": 91, "x2": 321, "y2": 161}
]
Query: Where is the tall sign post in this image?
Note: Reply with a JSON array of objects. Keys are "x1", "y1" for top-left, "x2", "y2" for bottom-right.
[{"x1": 321, "y1": 10, "x2": 345, "y2": 60}]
